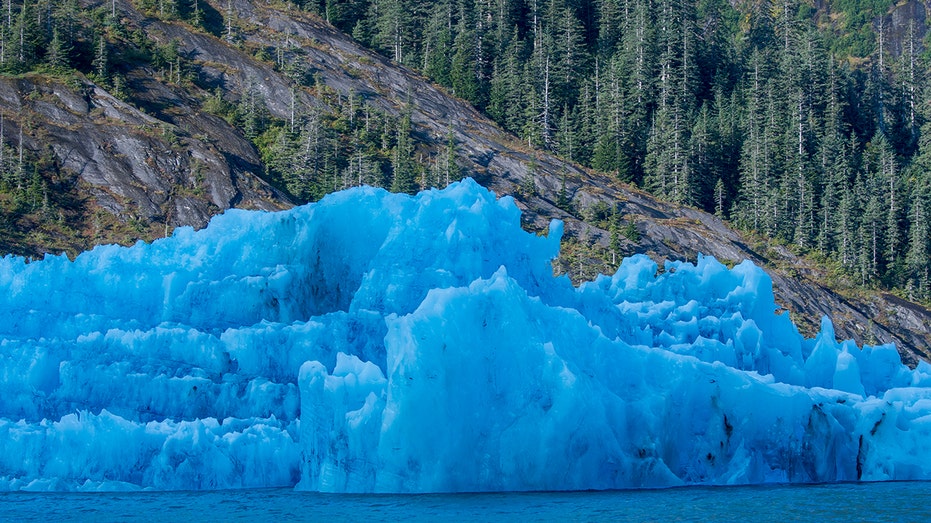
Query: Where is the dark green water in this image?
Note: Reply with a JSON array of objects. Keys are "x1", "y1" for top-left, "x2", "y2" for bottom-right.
[{"x1": 3, "y1": 481, "x2": 930, "y2": 522}]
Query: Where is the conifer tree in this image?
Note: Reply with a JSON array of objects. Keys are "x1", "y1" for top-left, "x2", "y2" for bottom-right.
[
  {"x1": 617, "y1": 0, "x2": 654, "y2": 183},
  {"x1": 450, "y1": 20, "x2": 481, "y2": 105},
  {"x1": 45, "y1": 27, "x2": 69, "y2": 69},
  {"x1": 836, "y1": 134, "x2": 865, "y2": 270},
  {"x1": 374, "y1": 0, "x2": 411, "y2": 63},
  {"x1": 390, "y1": 108, "x2": 417, "y2": 194},
  {"x1": 737, "y1": 51, "x2": 773, "y2": 232},
  {"x1": 555, "y1": 104, "x2": 575, "y2": 162},
  {"x1": 440, "y1": 127, "x2": 459, "y2": 186},
  {"x1": 597, "y1": 0, "x2": 621, "y2": 56},
  {"x1": 859, "y1": 168, "x2": 886, "y2": 283},
  {"x1": 487, "y1": 29, "x2": 525, "y2": 134},
  {"x1": 422, "y1": 1, "x2": 452, "y2": 86},
  {"x1": 92, "y1": 34, "x2": 109, "y2": 83},
  {"x1": 550, "y1": 4, "x2": 587, "y2": 108},
  {"x1": 239, "y1": 77, "x2": 268, "y2": 140},
  {"x1": 714, "y1": 177, "x2": 726, "y2": 218},
  {"x1": 690, "y1": 103, "x2": 715, "y2": 210},
  {"x1": 905, "y1": 184, "x2": 929, "y2": 300},
  {"x1": 15, "y1": 0, "x2": 41, "y2": 70}
]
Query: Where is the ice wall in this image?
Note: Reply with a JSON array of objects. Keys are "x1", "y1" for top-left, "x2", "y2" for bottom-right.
[{"x1": 1, "y1": 179, "x2": 931, "y2": 492}]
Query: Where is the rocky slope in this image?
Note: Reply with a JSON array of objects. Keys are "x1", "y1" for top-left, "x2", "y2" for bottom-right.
[
  {"x1": 2, "y1": 0, "x2": 929, "y2": 364},
  {"x1": 0, "y1": 74, "x2": 287, "y2": 220}
]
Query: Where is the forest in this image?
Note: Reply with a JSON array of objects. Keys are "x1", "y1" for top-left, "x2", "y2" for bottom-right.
[
  {"x1": 0, "y1": 0, "x2": 929, "y2": 306},
  {"x1": 304, "y1": 0, "x2": 931, "y2": 304}
]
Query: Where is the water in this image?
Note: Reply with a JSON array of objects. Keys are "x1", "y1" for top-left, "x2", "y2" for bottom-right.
[{"x1": 3, "y1": 482, "x2": 930, "y2": 522}]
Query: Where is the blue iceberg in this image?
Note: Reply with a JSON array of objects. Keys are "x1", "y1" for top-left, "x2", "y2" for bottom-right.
[{"x1": 2, "y1": 179, "x2": 931, "y2": 492}]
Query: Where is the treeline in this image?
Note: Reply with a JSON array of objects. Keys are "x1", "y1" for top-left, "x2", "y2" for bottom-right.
[
  {"x1": 297, "y1": 0, "x2": 931, "y2": 302},
  {"x1": 0, "y1": 0, "x2": 201, "y2": 246},
  {"x1": 206, "y1": 84, "x2": 463, "y2": 202},
  {"x1": 0, "y1": 0, "x2": 462, "y2": 220},
  {"x1": 0, "y1": 120, "x2": 49, "y2": 216},
  {"x1": 0, "y1": 0, "x2": 211, "y2": 90}
]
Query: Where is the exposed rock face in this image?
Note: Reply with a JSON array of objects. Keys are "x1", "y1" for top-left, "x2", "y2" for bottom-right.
[
  {"x1": 0, "y1": 73, "x2": 287, "y2": 231},
  {"x1": 5, "y1": 0, "x2": 929, "y2": 364},
  {"x1": 882, "y1": 0, "x2": 927, "y2": 58}
]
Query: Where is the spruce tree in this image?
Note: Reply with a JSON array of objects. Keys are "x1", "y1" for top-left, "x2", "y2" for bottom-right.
[
  {"x1": 45, "y1": 27, "x2": 70, "y2": 70},
  {"x1": 390, "y1": 109, "x2": 417, "y2": 194},
  {"x1": 92, "y1": 34, "x2": 109, "y2": 83},
  {"x1": 905, "y1": 184, "x2": 930, "y2": 301},
  {"x1": 373, "y1": 0, "x2": 410, "y2": 63},
  {"x1": 450, "y1": 22, "x2": 480, "y2": 105},
  {"x1": 422, "y1": 1, "x2": 452, "y2": 86}
]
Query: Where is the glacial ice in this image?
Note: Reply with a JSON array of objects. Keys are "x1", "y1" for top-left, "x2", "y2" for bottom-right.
[{"x1": 2, "y1": 178, "x2": 931, "y2": 492}]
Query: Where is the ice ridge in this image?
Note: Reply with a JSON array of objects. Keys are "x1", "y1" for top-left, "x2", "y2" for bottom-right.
[{"x1": 2, "y1": 179, "x2": 930, "y2": 492}]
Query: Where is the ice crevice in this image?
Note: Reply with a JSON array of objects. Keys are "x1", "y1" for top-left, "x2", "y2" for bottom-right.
[{"x1": 2, "y1": 179, "x2": 931, "y2": 492}]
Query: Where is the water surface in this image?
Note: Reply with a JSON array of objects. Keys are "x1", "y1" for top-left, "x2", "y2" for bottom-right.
[{"x1": 4, "y1": 481, "x2": 930, "y2": 522}]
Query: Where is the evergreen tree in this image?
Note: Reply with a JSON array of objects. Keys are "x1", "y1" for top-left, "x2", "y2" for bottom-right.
[
  {"x1": 14, "y1": 0, "x2": 42, "y2": 70},
  {"x1": 550, "y1": 4, "x2": 587, "y2": 108},
  {"x1": 487, "y1": 29, "x2": 525, "y2": 133},
  {"x1": 291, "y1": 106, "x2": 339, "y2": 201},
  {"x1": 714, "y1": 177, "x2": 726, "y2": 218},
  {"x1": 616, "y1": 0, "x2": 654, "y2": 183},
  {"x1": 45, "y1": 27, "x2": 70, "y2": 70},
  {"x1": 860, "y1": 132, "x2": 904, "y2": 280},
  {"x1": 373, "y1": 0, "x2": 412, "y2": 63},
  {"x1": 905, "y1": 182, "x2": 930, "y2": 301},
  {"x1": 238, "y1": 76, "x2": 268, "y2": 140},
  {"x1": 439, "y1": 127, "x2": 459, "y2": 186},
  {"x1": 711, "y1": 87, "x2": 741, "y2": 214},
  {"x1": 644, "y1": 103, "x2": 691, "y2": 204},
  {"x1": 53, "y1": 0, "x2": 80, "y2": 49},
  {"x1": 390, "y1": 108, "x2": 417, "y2": 194},
  {"x1": 737, "y1": 51, "x2": 774, "y2": 232},
  {"x1": 422, "y1": 0, "x2": 453, "y2": 86},
  {"x1": 905, "y1": 112, "x2": 931, "y2": 299},
  {"x1": 859, "y1": 167, "x2": 886, "y2": 283},
  {"x1": 92, "y1": 33, "x2": 109, "y2": 83},
  {"x1": 817, "y1": 133, "x2": 850, "y2": 255},
  {"x1": 572, "y1": 80, "x2": 596, "y2": 167},
  {"x1": 450, "y1": 18, "x2": 481, "y2": 105},
  {"x1": 555, "y1": 104, "x2": 575, "y2": 162},
  {"x1": 836, "y1": 135, "x2": 864, "y2": 270},
  {"x1": 689, "y1": 102, "x2": 716, "y2": 210}
]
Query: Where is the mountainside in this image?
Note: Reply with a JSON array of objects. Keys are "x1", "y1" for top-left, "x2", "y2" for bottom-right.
[{"x1": 0, "y1": 0, "x2": 929, "y2": 363}]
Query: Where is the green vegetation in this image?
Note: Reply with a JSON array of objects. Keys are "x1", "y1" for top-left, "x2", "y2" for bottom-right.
[
  {"x1": 294, "y1": 0, "x2": 931, "y2": 305},
  {"x1": 0, "y1": 0, "x2": 465, "y2": 257},
  {"x1": 0, "y1": 128, "x2": 89, "y2": 256},
  {"x1": 0, "y1": 0, "x2": 928, "y2": 309}
]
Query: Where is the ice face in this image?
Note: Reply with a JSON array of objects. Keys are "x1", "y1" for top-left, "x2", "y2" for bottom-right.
[{"x1": 1, "y1": 179, "x2": 930, "y2": 492}]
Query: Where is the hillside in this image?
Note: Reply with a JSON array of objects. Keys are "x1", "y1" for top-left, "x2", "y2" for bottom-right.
[{"x1": 0, "y1": 0, "x2": 929, "y2": 363}]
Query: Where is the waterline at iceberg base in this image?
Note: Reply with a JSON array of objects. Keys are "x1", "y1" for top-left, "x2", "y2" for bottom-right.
[{"x1": 2, "y1": 179, "x2": 930, "y2": 492}]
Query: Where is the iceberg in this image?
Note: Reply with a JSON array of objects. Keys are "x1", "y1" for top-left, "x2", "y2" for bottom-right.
[{"x1": 2, "y1": 178, "x2": 931, "y2": 492}]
